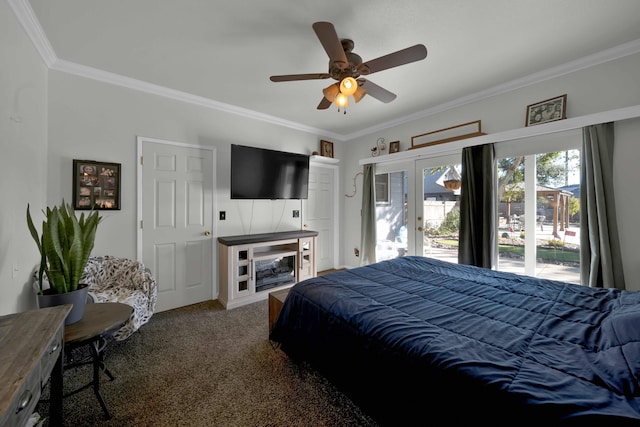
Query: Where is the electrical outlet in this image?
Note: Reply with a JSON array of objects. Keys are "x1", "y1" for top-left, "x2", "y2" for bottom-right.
[
  {"x1": 293, "y1": 210, "x2": 300, "y2": 218},
  {"x1": 219, "y1": 211, "x2": 226, "y2": 220}
]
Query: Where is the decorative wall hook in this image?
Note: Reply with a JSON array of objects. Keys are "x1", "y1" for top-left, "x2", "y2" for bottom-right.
[
  {"x1": 371, "y1": 137, "x2": 386, "y2": 157},
  {"x1": 345, "y1": 172, "x2": 363, "y2": 197}
]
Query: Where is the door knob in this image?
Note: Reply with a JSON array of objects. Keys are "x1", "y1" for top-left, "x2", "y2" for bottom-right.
[
  {"x1": 417, "y1": 227, "x2": 423, "y2": 232},
  {"x1": 204, "y1": 230, "x2": 211, "y2": 236}
]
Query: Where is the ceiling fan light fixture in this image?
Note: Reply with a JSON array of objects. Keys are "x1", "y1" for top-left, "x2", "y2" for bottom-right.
[
  {"x1": 353, "y1": 86, "x2": 366, "y2": 103},
  {"x1": 335, "y1": 92, "x2": 349, "y2": 107},
  {"x1": 339, "y1": 77, "x2": 358, "y2": 97},
  {"x1": 322, "y1": 83, "x2": 339, "y2": 102}
]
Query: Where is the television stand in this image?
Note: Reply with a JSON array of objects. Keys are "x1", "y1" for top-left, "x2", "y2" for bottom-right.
[{"x1": 218, "y1": 230, "x2": 317, "y2": 309}]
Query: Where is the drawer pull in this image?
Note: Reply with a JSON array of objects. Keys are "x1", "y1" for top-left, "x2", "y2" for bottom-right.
[
  {"x1": 50, "y1": 342, "x2": 60, "y2": 354},
  {"x1": 17, "y1": 390, "x2": 32, "y2": 412}
]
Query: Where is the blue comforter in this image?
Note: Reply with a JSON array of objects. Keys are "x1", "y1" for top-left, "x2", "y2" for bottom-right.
[{"x1": 270, "y1": 256, "x2": 640, "y2": 425}]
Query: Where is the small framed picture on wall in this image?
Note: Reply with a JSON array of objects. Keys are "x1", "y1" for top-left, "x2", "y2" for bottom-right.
[
  {"x1": 320, "y1": 140, "x2": 334, "y2": 158},
  {"x1": 525, "y1": 94, "x2": 567, "y2": 126},
  {"x1": 73, "y1": 159, "x2": 121, "y2": 210},
  {"x1": 389, "y1": 141, "x2": 400, "y2": 153}
]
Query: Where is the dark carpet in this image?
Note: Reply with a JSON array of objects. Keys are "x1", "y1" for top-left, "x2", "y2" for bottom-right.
[{"x1": 36, "y1": 299, "x2": 379, "y2": 427}]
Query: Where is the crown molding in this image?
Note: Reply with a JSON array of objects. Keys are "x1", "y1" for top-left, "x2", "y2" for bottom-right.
[
  {"x1": 10, "y1": 0, "x2": 640, "y2": 142},
  {"x1": 8, "y1": 0, "x2": 57, "y2": 66},
  {"x1": 7, "y1": 0, "x2": 344, "y2": 141},
  {"x1": 49, "y1": 59, "x2": 342, "y2": 140},
  {"x1": 346, "y1": 38, "x2": 640, "y2": 141}
]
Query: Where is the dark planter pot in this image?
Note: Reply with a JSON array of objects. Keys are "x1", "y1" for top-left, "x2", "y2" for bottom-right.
[{"x1": 36, "y1": 284, "x2": 89, "y2": 325}]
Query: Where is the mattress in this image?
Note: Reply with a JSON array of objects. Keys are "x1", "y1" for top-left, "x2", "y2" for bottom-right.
[{"x1": 269, "y1": 256, "x2": 640, "y2": 425}]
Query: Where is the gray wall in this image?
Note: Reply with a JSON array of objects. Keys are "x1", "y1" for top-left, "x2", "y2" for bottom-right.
[
  {"x1": 0, "y1": 0, "x2": 49, "y2": 314},
  {"x1": 46, "y1": 71, "x2": 326, "y2": 256},
  {"x1": 2, "y1": 5, "x2": 640, "y2": 315}
]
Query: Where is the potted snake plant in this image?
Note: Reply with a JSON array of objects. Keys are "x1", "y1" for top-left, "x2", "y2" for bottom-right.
[{"x1": 27, "y1": 200, "x2": 102, "y2": 324}]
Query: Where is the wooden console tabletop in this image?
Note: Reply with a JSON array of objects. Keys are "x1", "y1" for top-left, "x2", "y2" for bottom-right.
[
  {"x1": 0, "y1": 304, "x2": 71, "y2": 427},
  {"x1": 218, "y1": 230, "x2": 318, "y2": 246}
]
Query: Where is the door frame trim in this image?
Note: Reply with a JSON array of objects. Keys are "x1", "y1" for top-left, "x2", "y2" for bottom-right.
[{"x1": 136, "y1": 136, "x2": 217, "y2": 266}]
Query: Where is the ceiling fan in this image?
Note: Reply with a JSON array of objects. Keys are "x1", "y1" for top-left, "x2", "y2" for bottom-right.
[{"x1": 270, "y1": 21, "x2": 428, "y2": 111}]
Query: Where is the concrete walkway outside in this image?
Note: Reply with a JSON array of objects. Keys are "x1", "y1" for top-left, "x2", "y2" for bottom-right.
[
  {"x1": 379, "y1": 224, "x2": 582, "y2": 284},
  {"x1": 423, "y1": 246, "x2": 581, "y2": 284}
]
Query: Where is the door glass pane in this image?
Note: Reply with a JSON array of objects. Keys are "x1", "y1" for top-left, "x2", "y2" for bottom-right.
[
  {"x1": 421, "y1": 163, "x2": 461, "y2": 264},
  {"x1": 375, "y1": 171, "x2": 408, "y2": 262},
  {"x1": 497, "y1": 149, "x2": 580, "y2": 283},
  {"x1": 497, "y1": 154, "x2": 528, "y2": 276}
]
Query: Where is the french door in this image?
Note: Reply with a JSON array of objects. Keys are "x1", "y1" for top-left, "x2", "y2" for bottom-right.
[
  {"x1": 374, "y1": 163, "x2": 413, "y2": 262},
  {"x1": 495, "y1": 131, "x2": 581, "y2": 283},
  {"x1": 415, "y1": 155, "x2": 462, "y2": 262},
  {"x1": 370, "y1": 130, "x2": 580, "y2": 285},
  {"x1": 373, "y1": 154, "x2": 461, "y2": 264}
]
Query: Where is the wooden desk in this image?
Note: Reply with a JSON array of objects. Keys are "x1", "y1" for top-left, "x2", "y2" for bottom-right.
[
  {"x1": 0, "y1": 305, "x2": 71, "y2": 427},
  {"x1": 64, "y1": 302, "x2": 132, "y2": 420}
]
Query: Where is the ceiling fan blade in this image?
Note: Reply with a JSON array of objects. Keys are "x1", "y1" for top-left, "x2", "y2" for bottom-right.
[
  {"x1": 312, "y1": 22, "x2": 348, "y2": 68},
  {"x1": 317, "y1": 97, "x2": 332, "y2": 110},
  {"x1": 359, "y1": 79, "x2": 396, "y2": 103},
  {"x1": 358, "y1": 44, "x2": 427, "y2": 75},
  {"x1": 270, "y1": 73, "x2": 330, "y2": 82}
]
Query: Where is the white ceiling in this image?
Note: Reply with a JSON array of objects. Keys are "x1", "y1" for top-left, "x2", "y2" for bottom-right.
[{"x1": 19, "y1": 0, "x2": 640, "y2": 140}]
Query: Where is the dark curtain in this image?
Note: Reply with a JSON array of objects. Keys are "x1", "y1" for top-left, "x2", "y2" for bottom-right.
[
  {"x1": 359, "y1": 164, "x2": 377, "y2": 266},
  {"x1": 459, "y1": 143, "x2": 497, "y2": 269},
  {"x1": 580, "y1": 123, "x2": 625, "y2": 289}
]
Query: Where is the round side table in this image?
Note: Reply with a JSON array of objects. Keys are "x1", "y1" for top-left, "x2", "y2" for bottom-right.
[{"x1": 63, "y1": 302, "x2": 133, "y2": 420}]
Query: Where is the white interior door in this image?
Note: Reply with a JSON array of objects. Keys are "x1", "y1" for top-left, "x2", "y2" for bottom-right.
[
  {"x1": 138, "y1": 137, "x2": 214, "y2": 312},
  {"x1": 304, "y1": 162, "x2": 338, "y2": 272}
]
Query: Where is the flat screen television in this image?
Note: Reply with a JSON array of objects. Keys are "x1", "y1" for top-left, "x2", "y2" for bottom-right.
[{"x1": 230, "y1": 144, "x2": 310, "y2": 199}]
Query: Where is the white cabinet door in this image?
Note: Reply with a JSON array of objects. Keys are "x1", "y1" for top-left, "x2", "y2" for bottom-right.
[
  {"x1": 298, "y1": 237, "x2": 316, "y2": 281},
  {"x1": 231, "y1": 245, "x2": 253, "y2": 300}
]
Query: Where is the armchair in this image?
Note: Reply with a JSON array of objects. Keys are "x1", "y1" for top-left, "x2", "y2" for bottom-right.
[{"x1": 81, "y1": 256, "x2": 158, "y2": 341}]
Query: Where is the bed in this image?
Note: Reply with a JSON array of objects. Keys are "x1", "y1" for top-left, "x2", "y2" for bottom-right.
[{"x1": 269, "y1": 256, "x2": 640, "y2": 425}]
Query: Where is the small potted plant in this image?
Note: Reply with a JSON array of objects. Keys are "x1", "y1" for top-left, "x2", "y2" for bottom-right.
[{"x1": 27, "y1": 200, "x2": 102, "y2": 324}]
